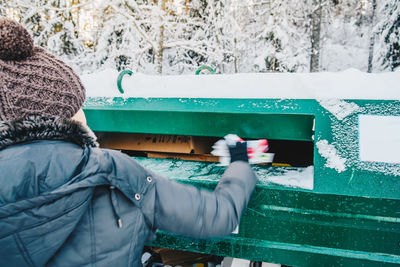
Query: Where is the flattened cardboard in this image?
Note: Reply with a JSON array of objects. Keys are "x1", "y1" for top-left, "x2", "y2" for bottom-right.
[{"x1": 97, "y1": 132, "x2": 216, "y2": 154}]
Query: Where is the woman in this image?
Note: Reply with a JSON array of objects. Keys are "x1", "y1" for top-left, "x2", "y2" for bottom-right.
[{"x1": 0, "y1": 18, "x2": 257, "y2": 266}]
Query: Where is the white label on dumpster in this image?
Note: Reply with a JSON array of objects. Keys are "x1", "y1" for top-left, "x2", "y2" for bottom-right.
[{"x1": 359, "y1": 115, "x2": 400, "y2": 163}]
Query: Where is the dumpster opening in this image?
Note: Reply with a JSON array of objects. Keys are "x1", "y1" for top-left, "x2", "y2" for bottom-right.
[{"x1": 96, "y1": 132, "x2": 313, "y2": 167}]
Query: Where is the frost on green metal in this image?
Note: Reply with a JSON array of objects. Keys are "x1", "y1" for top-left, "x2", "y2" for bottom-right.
[
  {"x1": 135, "y1": 156, "x2": 400, "y2": 266},
  {"x1": 135, "y1": 157, "x2": 313, "y2": 190}
]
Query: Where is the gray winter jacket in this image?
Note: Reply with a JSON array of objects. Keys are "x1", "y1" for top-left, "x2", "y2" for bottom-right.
[{"x1": 0, "y1": 116, "x2": 257, "y2": 266}]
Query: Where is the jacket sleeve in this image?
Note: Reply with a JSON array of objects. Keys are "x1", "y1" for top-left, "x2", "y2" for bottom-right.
[{"x1": 142, "y1": 161, "x2": 257, "y2": 238}]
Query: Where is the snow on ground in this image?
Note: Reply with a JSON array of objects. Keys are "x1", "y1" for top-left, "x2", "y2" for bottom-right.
[{"x1": 81, "y1": 68, "x2": 400, "y2": 100}]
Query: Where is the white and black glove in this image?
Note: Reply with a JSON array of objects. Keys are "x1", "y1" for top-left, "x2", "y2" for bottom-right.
[{"x1": 228, "y1": 141, "x2": 248, "y2": 163}]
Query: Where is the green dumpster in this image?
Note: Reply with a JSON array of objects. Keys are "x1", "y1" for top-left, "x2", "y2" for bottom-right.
[{"x1": 82, "y1": 69, "x2": 400, "y2": 266}]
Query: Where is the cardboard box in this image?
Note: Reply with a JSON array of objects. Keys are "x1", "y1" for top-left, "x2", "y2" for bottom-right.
[{"x1": 97, "y1": 132, "x2": 217, "y2": 155}]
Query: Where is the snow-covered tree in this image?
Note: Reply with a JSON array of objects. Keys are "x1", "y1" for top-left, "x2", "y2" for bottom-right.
[
  {"x1": 372, "y1": 0, "x2": 400, "y2": 71},
  {"x1": 319, "y1": 0, "x2": 375, "y2": 72},
  {"x1": 240, "y1": 0, "x2": 312, "y2": 73},
  {"x1": 0, "y1": 0, "x2": 84, "y2": 63},
  {"x1": 1, "y1": 0, "x2": 397, "y2": 74}
]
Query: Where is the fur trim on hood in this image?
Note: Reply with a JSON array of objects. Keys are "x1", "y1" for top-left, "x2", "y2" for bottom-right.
[{"x1": 0, "y1": 116, "x2": 99, "y2": 150}]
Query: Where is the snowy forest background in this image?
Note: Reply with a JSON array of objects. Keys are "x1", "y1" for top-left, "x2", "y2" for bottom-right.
[{"x1": 0, "y1": 0, "x2": 399, "y2": 75}]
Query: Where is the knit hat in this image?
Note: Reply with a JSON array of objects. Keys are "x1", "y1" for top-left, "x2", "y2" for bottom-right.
[{"x1": 0, "y1": 18, "x2": 86, "y2": 122}]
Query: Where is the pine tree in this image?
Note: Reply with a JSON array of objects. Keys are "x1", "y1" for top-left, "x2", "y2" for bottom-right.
[
  {"x1": 386, "y1": 14, "x2": 400, "y2": 70},
  {"x1": 371, "y1": 0, "x2": 400, "y2": 71},
  {"x1": 241, "y1": 0, "x2": 311, "y2": 73},
  {"x1": 319, "y1": 0, "x2": 374, "y2": 72}
]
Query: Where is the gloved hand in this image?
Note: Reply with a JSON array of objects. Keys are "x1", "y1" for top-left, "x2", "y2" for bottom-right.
[
  {"x1": 212, "y1": 134, "x2": 272, "y2": 166},
  {"x1": 228, "y1": 141, "x2": 249, "y2": 163}
]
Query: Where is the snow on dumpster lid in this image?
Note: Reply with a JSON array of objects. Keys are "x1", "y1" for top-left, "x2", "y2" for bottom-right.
[{"x1": 81, "y1": 68, "x2": 400, "y2": 100}]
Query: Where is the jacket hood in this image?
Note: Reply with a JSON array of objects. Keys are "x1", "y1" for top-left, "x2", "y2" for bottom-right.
[
  {"x1": 0, "y1": 116, "x2": 101, "y2": 265},
  {"x1": 0, "y1": 116, "x2": 109, "y2": 266},
  {"x1": 0, "y1": 116, "x2": 99, "y2": 150},
  {"x1": 0, "y1": 116, "x2": 155, "y2": 266}
]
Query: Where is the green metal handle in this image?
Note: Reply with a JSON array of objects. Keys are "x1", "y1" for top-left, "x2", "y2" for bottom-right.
[
  {"x1": 195, "y1": 65, "x2": 215, "y2": 75},
  {"x1": 117, "y1": 69, "x2": 133, "y2": 94}
]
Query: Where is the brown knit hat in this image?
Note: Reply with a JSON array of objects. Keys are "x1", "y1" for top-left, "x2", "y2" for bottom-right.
[{"x1": 0, "y1": 18, "x2": 86, "y2": 122}]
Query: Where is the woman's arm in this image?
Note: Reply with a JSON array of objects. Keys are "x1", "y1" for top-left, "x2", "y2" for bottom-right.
[{"x1": 143, "y1": 161, "x2": 257, "y2": 238}]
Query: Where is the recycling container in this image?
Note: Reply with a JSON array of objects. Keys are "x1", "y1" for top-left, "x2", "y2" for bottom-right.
[{"x1": 82, "y1": 70, "x2": 400, "y2": 266}]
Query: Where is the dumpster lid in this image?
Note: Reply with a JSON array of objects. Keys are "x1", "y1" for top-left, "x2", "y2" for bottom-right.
[{"x1": 82, "y1": 68, "x2": 400, "y2": 100}]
